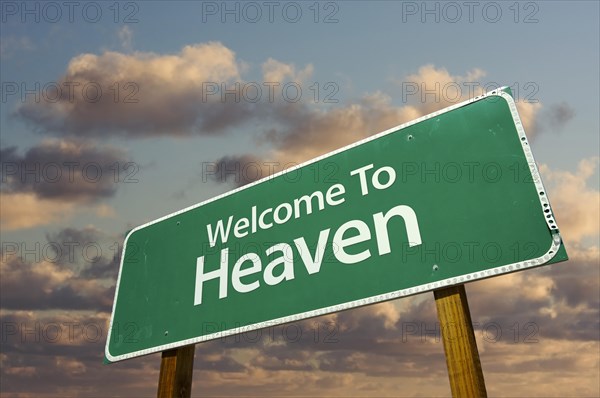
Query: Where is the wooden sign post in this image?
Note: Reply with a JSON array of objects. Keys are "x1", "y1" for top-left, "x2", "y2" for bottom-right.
[
  {"x1": 434, "y1": 285, "x2": 487, "y2": 397},
  {"x1": 157, "y1": 345, "x2": 195, "y2": 398}
]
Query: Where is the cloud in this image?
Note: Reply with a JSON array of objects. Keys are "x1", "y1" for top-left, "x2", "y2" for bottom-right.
[
  {"x1": 210, "y1": 65, "x2": 546, "y2": 186},
  {"x1": 0, "y1": 252, "x2": 114, "y2": 311},
  {"x1": 516, "y1": 101, "x2": 575, "y2": 137},
  {"x1": 1, "y1": 140, "x2": 131, "y2": 230},
  {"x1": 0, "y1": 192, "x2": 77, "y2": 231},
  {"x1": 539, "y1": 157, "x2": 600, "y2": 246},
  {"x1": 0, "y1": 193, "x2": 118, "y2": 231},
  {"x1": 1, "y1": 140, "x2": 130, "y2": 202},
  {"x1": 516, "y1": 100, "x2": 543, "y2": 137},
  {"x1": 536, "y1": 245, "x2": 600, "y2": 340},
  {"x1": 15, "y1": 42, "x2": 246, "y2": 137},
  {"x1": 0, "y1": 226, "x2": 120, "y2": 310},
  {"x1": 207, "y1": 90, "x2": 423, "y2": 181},
  {"x1": 262, "y1": 58, "x2": 313, "y2": 83},
  {"x1": 548, "y1": 102, "x2": 576, "y2": 126},
  {"x1": 480, "y1": 339, "x2": 599, "y2": 397},
  {"x1": 45, "y1": 226, "x2": 122, "y2": 279},
  {"x1": 11, "y1": 43, "x2": 323, "y2": 139},
  {"x1": 94, "y1": 203, "x2": 116, "y2": 218},
  {"x1": 267, "y1": 91, "x2": 422, "y2": 165},
  {"x1": 117, "y1": 26, "x2": 133, "y2": 51},
  {"x1": 543, "y1": 102, "x2": 576, "y2": 131},
  {"x1": 14, "y1": 46, "x2": 508, "y2": 146},
  {"x1": 400, "y1": 64, "x2": 487, "y2": 114},
  {"x1": 2, "y1": 260, "x2": 598, "y2": 397},
  {"x1": 466, "y1": 252, "x2": 599, "y2": 343},
  {"x1": 0, "y1": 310, "x2": 159, "y2": 398},
  {"x1": 209, "y1": 154, "x2": 265, "y2": 187},
  {"x1": 0, "y1": 35, "x2": 34, "y2": 58},
  {"x1": 12, "y1": 44, "x2": 547, "y2": 163},
  {"x1": 397, "y1": 65, "x2": 543, "y2": 139}
]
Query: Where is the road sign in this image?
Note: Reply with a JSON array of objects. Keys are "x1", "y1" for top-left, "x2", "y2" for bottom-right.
[{"x1": 106, "y1": 88, "x2": 567, "y2": 362}]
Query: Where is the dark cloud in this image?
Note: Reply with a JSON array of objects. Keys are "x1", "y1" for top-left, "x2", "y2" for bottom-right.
[
  {"x1": 44, "y1": 227, "x2": 122, "y2": 280},
  {"x1": 545, "y1": 102, "x2": 576, "y2": 130},
  {"x1": 0, "y1": 311, "x2": 160, "y2": 397},
  {"x1": 467, "y1": 256, "x2": 599, "y2": 343},
  {"x1": 1, "y1": 140, "x2": 132, "y2": 203},
  {"x1": 550, "y1": 265, "x2": 599, "y2": 309},
  {"x1": 1, "y1": 226, "x2": 121, "y2": 311},
  {"x1": 209, "y1": 154, "x2": 269, "y2": 188},
  {"x1": 0, "y1": 253, "x2": 115, "y2": 311},
  {"x1": 317, "y1": 350, "x2": 362, "y2": 373},
  {"x1": 2, "y1": 272, "x2": 599, "y2": 397},
  {"x1": 251, "y1": 351, "x2": 315, "y2": 372},
  {"x1": 194, "y1": 356, "x2": 246, "y2": 373}
]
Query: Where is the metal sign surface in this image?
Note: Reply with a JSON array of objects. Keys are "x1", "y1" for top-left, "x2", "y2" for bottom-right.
[{"x1": 106, "y1": 88, "x2": 567, "y2": 362}]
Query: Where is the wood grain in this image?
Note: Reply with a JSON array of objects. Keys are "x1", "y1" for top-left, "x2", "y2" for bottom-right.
[
  {"x1": 157, "y1": 345, "x2": 195, "y2": 398},
  {"x1": 434, "y1": 285, "x2": 487, "y2": 397}
]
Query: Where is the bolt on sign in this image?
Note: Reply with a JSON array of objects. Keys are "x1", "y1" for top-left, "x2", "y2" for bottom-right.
[{"x1": 105, "y1": 88, "x2": 567, "y2": 362}]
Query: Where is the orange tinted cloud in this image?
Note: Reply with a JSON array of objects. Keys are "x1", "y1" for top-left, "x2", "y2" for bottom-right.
[
  {"x1": 539, "y1": 157, "x2": 600, "y2": 246},
  {"x1": 0, "y1": 193, "x2": 76, "y2": 230}
]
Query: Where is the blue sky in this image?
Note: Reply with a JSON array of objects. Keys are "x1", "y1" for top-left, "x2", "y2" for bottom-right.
[{"x1": 1, "y1": 1, "x2": 599, "y2": 397}]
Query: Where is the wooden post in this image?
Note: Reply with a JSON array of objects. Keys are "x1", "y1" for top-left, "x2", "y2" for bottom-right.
[
  {"x1": 157, "y1": 345, "x2": 195, "y2": 398},
  {"x1": 434, "y1": 285, "x2": 487, "y2": 398}
]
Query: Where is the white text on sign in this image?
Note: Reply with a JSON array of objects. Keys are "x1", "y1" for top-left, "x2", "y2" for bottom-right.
[{"x1": 194, "y1": 164, "x2": 422, "y2": 305}]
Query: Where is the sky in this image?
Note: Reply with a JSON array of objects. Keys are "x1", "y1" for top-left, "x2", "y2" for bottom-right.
[{"x1": 0, "y1": 0, "x2": 599, "y2": 397}]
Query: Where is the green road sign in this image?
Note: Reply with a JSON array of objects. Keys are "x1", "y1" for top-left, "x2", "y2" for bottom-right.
[{"x1": 106, "y1": 88, "x2": 567, "y2": 362}]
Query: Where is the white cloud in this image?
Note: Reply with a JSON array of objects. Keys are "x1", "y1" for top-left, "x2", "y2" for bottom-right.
[
  {"x1": 117, "y1": 26, "x2": 133, "y2": 51},
  {"x1": 516, "y1": 100, "x2": 543, "y2": 137},
  {"x1": 0, "y1": 35, "x2": 34, "y2": 58},
  {"x1": 400, "y1": 64, "x2": 487, "y2": 113},
  {"x1": 262, "y1": 58, "x2": 314, "y2": 83}
]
